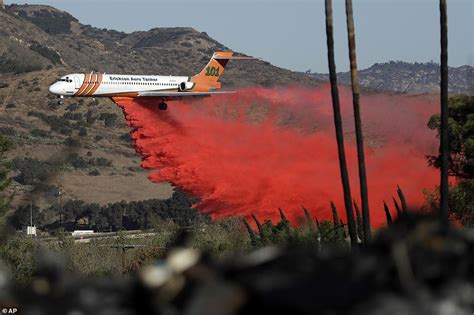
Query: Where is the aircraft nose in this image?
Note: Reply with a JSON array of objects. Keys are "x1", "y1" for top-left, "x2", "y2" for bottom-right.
[{"x1": 49, "y1": 83, "x2": 62, "y2": 95}]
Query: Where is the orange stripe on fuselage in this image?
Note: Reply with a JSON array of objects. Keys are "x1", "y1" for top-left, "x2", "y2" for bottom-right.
[
  {"x1": 75, "y1": 72, "x2": 90, "y2": 96},
  {"x1": 87, "y1": 72, "x2": 103, "y2": 96},
  {"x1": 82, "y1": 73, "x2": 98, "y2": 96}
]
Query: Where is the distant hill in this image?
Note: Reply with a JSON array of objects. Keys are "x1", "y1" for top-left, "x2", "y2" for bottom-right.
[
  {"x1": 306, "y1": 61, "x2": 473, "y2": 95},
  {"x1": 1, "y1": 4, "x2": 321, "y2": 87},
  {"x1": 0, "y1": 4, "x2": 321, "y2": 209}
]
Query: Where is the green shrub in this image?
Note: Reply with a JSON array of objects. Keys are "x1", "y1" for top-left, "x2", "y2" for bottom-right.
[
  {"x1": 79, "y1": 127, "x2": 88, "y2": 137},
  {"x1": 29, "y1": 42, "x2": 61, "y2": 64},
  {"x1": 188, "y1": 218, "x2": 249, "y2": 255},
  {"x1": 0, "y1": 128, "x2": 16, "y2": 136},
  {"x1": 99, "y1": 113, "x2": 118, "y2": 128},
  {"x1": 12, "y1": 157, "x2": 52, "y2": 185},
  {"x1": 66, "y1": 104, "x2": 79, "y2": 111},
  {"x1": 120, "y1": 133, "x2": 130, "y2": 142},
  {"x1": 0, "y1": 238, "x2": 36, "y2": 285},
  {"x1": 28, "y1": 111, "x2": 72, "y2": 135},
  {"x1": 70, "y1": 154, "x2": 112, "y2": 169},
  {"x1": 65, "y1": 137, "x2": 79, "y2": 146},
  {"x1": 0, "y1": 54, "x2": 42, "y2": 74},
  {"x1": 31, "y1": 129, "x2": 50, "y2": 138},
  {"x1": 47, "y1": 100, "x2": 60, "y2": 110},
  {"x1": 85, "y1": 111, "x2": 96, "y2": 125},
  {"x1": 63, "y1": 112, "x2": 83, "y2": 121},
  {"x1": 88, "y1": 169, "x2": 100, "y2": 176},
  {"x1": 70, "y1": 154, "x2": 89, "y2": 169}
]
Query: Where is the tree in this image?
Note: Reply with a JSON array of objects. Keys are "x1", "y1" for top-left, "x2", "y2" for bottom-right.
[
  {"x1": 12, "y1": 157, "x2": 51, "y2": 185},
  {"x1": 428, "y1": 95, "x2": 474, "y2": 180},
  {"x1": 427, "y1": 95, "x2": 474, "y2": 225},
  {"x1": 8, "y1": 204, "x2": 44, "y2": 229},
  {"x1": 61, "y1": 199, "x2": 86, "y2": 223},
  {"x1": 0, "y1": 135, "x2": 13, "y2": 220}
]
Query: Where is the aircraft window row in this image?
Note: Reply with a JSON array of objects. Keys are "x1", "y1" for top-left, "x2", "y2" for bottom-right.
[{"x1": 97, "y1": 82, "x2": 178, "y2": 86}]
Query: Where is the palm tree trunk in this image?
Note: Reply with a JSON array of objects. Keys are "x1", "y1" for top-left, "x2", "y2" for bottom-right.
[
  {"x1": 345, "y1": 0, "x2": 371, "y2": 244},
  {"x1": 325, "y1": 0, "x2": 358, "y2": 248},
  {"x1": 439, "y1": 0, "x2": 449, "y2": 227}
]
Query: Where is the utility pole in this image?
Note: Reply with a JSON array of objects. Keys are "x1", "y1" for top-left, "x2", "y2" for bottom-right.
[
  {"x1": 30, "y1": 200, "x2": 33, "y2": 227},
  {"x1": 24, "y1": 199, "x2": 37, "y2": 237},
  {"x1": 110, "y1": 243, "x2": 144, "y2": 274},
  {"x1": 57, "y1": 189, "x2": 64, "y2": 230}
]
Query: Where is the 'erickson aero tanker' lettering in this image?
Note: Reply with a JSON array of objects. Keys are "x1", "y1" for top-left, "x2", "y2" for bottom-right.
[{"x1": 49, "y1": 52, "x2": 257, "y2": 110}]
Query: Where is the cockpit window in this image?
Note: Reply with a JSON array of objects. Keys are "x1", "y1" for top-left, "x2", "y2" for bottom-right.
[{"x1": 59, "y1": 79, "x2": 73, "y2": 83}]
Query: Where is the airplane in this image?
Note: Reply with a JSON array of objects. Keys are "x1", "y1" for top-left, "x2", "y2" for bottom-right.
[{"x1": 49, "y1": 51, "x2": 256, "y2": 110}]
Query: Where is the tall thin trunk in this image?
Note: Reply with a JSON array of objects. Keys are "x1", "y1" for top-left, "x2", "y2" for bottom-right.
[
  {"x1": 242, "y1": 217, "x2": 257, "y2": 245},
  {"x1": 303, "y1": 206, "x2": 315, "y2": 232},
  {"x1": 353, "y1": 200, "x2": 363, "y2": 241},
  {"x1": 331, "y1": 201, "x2": 340, "y2": 228},
  {"x1": 439, "y1": 0, "x2": 449, "y2": 227},
  {"x1": 383, "y1": 201, "x2": 392, "y2": 225},
  {"x1": 393, "y1": 197, "x2": 402, "y2": 217},
  {"x1": 251, "y1": 214, "x2": 263, "y2": 232},
  {"x1": 315, "y1": 216, "x2": 321, "y2": 231},
  {"x1": 325, "y1": 0, "x2": 358, "y2": 247},
  {"x1": 345, "y1": 0, "x2": 371, "y2": 245},
  {"x1": 397, "y1": 185, "x2": 408, "y2": 213}
]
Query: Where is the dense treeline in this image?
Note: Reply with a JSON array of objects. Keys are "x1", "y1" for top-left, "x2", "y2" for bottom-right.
[{"x1": 9, "y1": 190, "x2": 210, "y2": 232}]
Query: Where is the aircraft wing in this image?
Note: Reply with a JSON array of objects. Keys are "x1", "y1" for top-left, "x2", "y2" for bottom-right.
[{"x1": 138, "y1": 91, "x2": 236, "y2": 97}]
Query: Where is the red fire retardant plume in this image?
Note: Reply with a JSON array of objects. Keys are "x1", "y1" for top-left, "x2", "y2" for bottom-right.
[{"x1": 114, "y1": 85, "x2": 439, "y2": 227}]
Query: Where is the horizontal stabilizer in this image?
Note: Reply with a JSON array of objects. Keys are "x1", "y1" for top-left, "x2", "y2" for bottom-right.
[{"x1": 213, "y1": 55, "x2": 260, "y2": 60}]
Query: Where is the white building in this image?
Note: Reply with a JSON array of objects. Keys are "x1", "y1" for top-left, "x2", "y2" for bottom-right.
[
  {"x1": 71, "y1": 230, "x2": 95, "y2": 237},
  {"x1": 25, "y1": 226, "x2": 37, "y2": 236}
]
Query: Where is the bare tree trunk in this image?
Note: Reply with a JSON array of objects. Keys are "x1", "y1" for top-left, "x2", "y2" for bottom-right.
[
  {"x1": 345, "y1": 0, "x2": 371, "y2": 245},
  {"x1": 439, "y1": 0, "x2": 449, "y2": 227},
  {"x1": 325, "y1": 0, "x2": 358, "y2": 248}
]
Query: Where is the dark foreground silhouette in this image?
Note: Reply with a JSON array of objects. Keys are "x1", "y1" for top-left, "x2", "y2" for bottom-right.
[{"x1": 2, "y1": 214, "x2": 473, "y2": 315}]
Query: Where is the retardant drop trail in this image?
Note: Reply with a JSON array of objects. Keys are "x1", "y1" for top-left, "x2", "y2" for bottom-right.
[{"x1": 114, "y1": 85, "x2": 439, "y2": 226}]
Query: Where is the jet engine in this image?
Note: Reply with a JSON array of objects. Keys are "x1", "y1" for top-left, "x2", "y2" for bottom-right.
[{"x1": 179, "y1": 82, "x2": 194, "y2": 91}]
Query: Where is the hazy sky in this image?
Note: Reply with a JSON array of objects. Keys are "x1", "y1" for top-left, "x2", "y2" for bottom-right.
[{"x1": 6, "y1": 0, "x2": 474, "y2": 73}]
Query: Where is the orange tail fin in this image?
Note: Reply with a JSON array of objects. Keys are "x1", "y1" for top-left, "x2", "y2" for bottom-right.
[{"x1": 191, "y1": 52, "x2": 256, "y2": 88}]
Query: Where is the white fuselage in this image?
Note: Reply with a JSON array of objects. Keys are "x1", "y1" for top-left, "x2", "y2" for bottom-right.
[{"x1": 49, "y1": 73, "x2": 192, "y2": 97}]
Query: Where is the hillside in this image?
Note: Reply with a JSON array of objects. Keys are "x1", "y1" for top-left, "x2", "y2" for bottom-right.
[
  {"x1": 2, "y1": 4, "x2": 320, "y2": 87},
  {"x1": 0, "y1": 4, "x2": 322, "y2": 210},
  {"x1": 307, "y1": 61, "x2": 473, "y2": 94}
]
